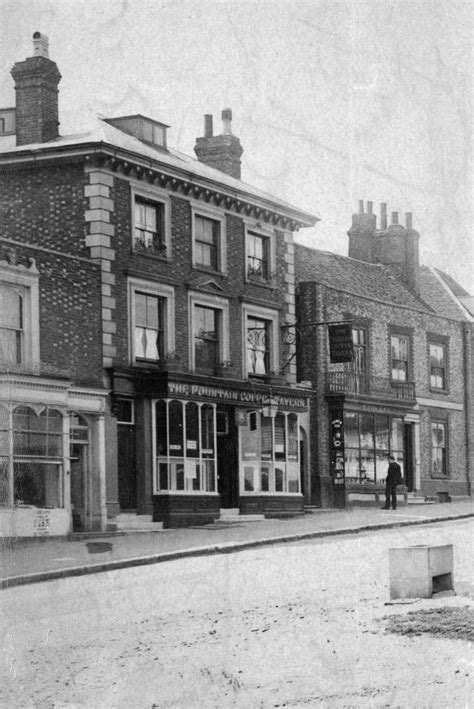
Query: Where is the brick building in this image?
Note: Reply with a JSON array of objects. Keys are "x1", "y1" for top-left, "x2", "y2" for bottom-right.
[
  {"x1": 0, "y1": 35, "x2": 317, "y2": 534},
  {"x1": 296, "y1": 201, "x2": 472, "y2": 507}
]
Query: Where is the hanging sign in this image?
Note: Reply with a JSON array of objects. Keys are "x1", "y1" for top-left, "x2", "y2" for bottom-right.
[{"x1": 328, "y1": 324, "x2": 354, "y2": 363}]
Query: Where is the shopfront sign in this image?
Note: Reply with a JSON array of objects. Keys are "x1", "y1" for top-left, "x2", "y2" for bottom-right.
[
  {"x1": 167, "y1": 381, "x2": 308, "y2": 411},
  {"x1": 328, "y1": 324, "x2": 354, "y2": 363}
]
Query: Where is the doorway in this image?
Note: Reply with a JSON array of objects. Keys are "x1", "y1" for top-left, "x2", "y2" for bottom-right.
[
  {"x1": 118, "y1": 423, "x2": 137, "y2": 510},
  {"x1": 404, "y1": 423, "x2": 414, "y2": 492},
  {"x1": 69, "y1": 413, "x2": 90, "y2": 532},
  {"x1": 217, "y1": 407, "x2": 239, "y2": 508}
]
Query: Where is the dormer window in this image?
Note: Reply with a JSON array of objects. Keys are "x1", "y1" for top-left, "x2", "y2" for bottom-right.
[{"x1": 104, "y1": 115, "x2": 169, "y2": 149}]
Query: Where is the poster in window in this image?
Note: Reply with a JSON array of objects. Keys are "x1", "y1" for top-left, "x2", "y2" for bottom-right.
[{"x1": 185, "y1": 460, "x2": 198, "y2": 479}]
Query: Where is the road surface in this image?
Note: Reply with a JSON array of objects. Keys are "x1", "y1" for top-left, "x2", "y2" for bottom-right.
[{"x1": 1, "y1": 519, "x2": 472, "y2": 707}]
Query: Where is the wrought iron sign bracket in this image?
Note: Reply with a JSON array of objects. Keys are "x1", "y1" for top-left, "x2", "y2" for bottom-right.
[{"x1": 280, "y1": 320, "x2": 353, "y2": 370}]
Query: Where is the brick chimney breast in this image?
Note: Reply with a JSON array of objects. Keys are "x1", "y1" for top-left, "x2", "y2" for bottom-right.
[
  {"x1": 194, "y1": 108, "x2": 243, "y2": 179},
  {"x1": 11, "y1": 32, "x2": 61, "y2": 146}
]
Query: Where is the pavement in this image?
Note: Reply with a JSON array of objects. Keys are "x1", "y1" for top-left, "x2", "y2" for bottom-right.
[{"x1": 1, "y1": 500, "x2": 472, "y2": 589}]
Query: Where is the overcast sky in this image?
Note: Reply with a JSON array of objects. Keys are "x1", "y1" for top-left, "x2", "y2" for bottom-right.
[{"x1": 1, "y1": 0, "x2": 472, "y2": 292}]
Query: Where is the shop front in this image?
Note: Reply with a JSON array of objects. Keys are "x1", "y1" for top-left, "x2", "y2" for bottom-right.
[
  {"x1": 0, "y1": 374, "x2": 108, "y2": 537},
  {"x1": 328, "y1": 399, "x2": 414, "y2": 508},
  {"x1": 112, "y1": 370, "x2": 310, "y2": 527}
]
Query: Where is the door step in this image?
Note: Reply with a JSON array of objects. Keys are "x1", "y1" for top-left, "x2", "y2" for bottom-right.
[
  {"x1": 407, "y1": 497, "x2": 436, "y2": 505},
  {"x1": 218, "y1": 509, "x2": 265, "y2": 523},
  {"x1": 116, "y1": 513, "x2": 164, "y2": 532}
]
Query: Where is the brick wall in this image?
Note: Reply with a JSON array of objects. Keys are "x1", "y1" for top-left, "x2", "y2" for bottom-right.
[{"x1": 0, "y1": 240, "x2": 103, "y2": 386}]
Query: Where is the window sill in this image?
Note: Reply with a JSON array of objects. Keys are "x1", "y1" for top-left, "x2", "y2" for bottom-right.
[
  {"x1": 192, "y1": 265, "x2": 227, "y2": 278},
  {"x1": 245, "y1": 277, "x2": 277, "y2": 290},
  {"x1": 429, "y1": 388, "x2": 449, "y2": 395},
  {"x1": 132, "y1": 249, "x2": 170, "y2": 262}
]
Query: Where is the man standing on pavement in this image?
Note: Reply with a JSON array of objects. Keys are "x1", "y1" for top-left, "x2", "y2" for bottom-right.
[{"x1": 382, "y1": 455, "x2": 402, "y2": 510}]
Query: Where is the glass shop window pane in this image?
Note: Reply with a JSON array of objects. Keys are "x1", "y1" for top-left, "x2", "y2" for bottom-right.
[
  {"x1": 244, "y1": 466, "x2": 255, "y2": 491},
  {"x1": 155, "y1": 400, "x2": 168, "y2": 456},
  {"x1": 287, "y1": 462, "x2": 299, "y2": 492},
  {"x1": 261, "y1": 417, "x2": 272, "y2": 460},
  {"x1": 274, "y1": 413, "x2": 286, "y2": 460},
  {"x1": 169, "y1": 401, "x2": 183, "y2": 456},
  {"x1": 261, "y1": 465, "x2": 270, "y2": 492},
  {"x1": 176, "y1": 462, "x2": 185, "y2": 490},
  {"x1": 360, "y1": 413, "x2": 374, "y2": 449},
  {"x1": 14, "y1": 461, "x2": 61, "y2": 508},
  {"x1": 360, "y1": 450, "x2": 375, "y2": 482},
  {"x1": 204, "y1": 460, "x2": 215, "y2": 492},
  {"x1": 345, "y1": 448, "x2": 360, "y2": 481},
  {"x1": 390, "y1": 418, "x2": 404, "y2": 452},
  {"x1": 287, "y1": 414, "x2": 298, "y2": 461},
  {"x1": 159, "y1": 462, "x2": 169, "y2": 490},
  {"x1": 201, "y1": 405, "x2": 215, "y2": 457},
  {"x1": 344, "y1": 412, "x2": 359, "y2": 448},
  {"x1": 375, "y1": 415, "x2": 389, "y2": 450},
  {"x1": 185, "y1": 402, "x2": 199, "y2": 458},
  {"x1": 275, "y1": 466, "x2": 285, "y2": 492}
]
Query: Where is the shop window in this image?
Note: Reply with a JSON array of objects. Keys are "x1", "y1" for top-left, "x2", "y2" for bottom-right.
[
  {"x1": 11, "y1": 406, "x2": 64, "y2": 508},
  {"x1": 391, "y1": 335, "x2": 409, "y2": 382},
  {"x1": 343, "y1": 412, "x2": 404, "y2": 484},
  {"x1": 154, "y1": 400, "x2": 217, "y2": 493},
  {"x1": 431, "y1": 421, "x2": 447, "y2": 476},
  {"x1": 239, "y1": 411, "x2": 300, "y2": 494},
  {"x1": 429, "y1": 342, "x2": 447, "y2": 390},
  {"x1": 246, "y1": 231, "x2": 271, "y2": 283},
  {"x1": 133, "y1": 195, "x2": 166, "y2": 255},
  {"x1": 129, "y1": 279, "x2": 175, "y2": 364}
]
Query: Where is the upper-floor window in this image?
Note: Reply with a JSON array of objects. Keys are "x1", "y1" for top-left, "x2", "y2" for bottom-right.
[
  {"x1": 0, "y1": 260, "x2": 40, "y2": 371},
  {"x1": 246, "y1": 231, "x2": 271, "y2": 283},
  {"x1": 133, "y1": 196, "x2": 166, "y2": 256},
  {"x1": 391, "y1": 334, "x2": 409, "y2": 381},
  {"x1": 134, "y1": 291, "x2": 164, "y2": 361},
  {"x1": 194, "y1": 305, "x2": 220, "y2": 371},
  {"x1": 431, "y1": 421, "x2": 447, "y2": 476},
  {"x1": 190, "y1": 293, "x2": 229, "y2": 373},
  {"x1": 0, "y1": 285, "x2": 23, "y2": 364},
  {"x1": 129, "y1": 279, "x2": 175, "y2": 364},
  {"x1": 195, "y1": 215, "x2": 219, "y2": 270},
  {"x1": 429, "y1": 342, "x2": 447, "y2": 390},
  {"x1": 247, "y1": 317, "x2": 271, "y2": 375}
]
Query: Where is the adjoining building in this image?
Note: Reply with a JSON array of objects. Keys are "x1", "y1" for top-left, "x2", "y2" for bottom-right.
[
  {"x1": 295, "y1": 201, "x2": 472, "y2": 508},
  {"x1": 0, "y1": 34, "x2": 318, "y2": 535}
]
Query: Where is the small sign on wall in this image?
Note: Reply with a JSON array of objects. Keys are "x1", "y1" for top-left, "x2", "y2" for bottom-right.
[{"x1": 34, "y1": 509, "x2": 51, "y2": 536}]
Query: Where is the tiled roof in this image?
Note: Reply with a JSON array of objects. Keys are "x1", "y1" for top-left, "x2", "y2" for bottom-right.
[
  {"x1": 295, "y1": 244, "x2": 433, "y2": 312},
  {"x1": 419, "y1": 267, "x2": 473, "y2": 320},
  {"x1": 0, "y1": 114, "x2": 318, "y2": 225}
]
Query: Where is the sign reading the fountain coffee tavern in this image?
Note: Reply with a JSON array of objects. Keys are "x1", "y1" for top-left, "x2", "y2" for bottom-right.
[
  {"x1": 168, "y1": 382, "x2": 307, "y2": 410},
  {"x1": 328, "y1": 324, "x2": 354, "y2": 363}
]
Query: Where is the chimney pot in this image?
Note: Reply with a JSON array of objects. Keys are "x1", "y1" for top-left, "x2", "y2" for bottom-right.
[
  {"x1": 358, "y1": 200, "x2": 364, "y2": 214},
  {"x1": 366, "y1": 201, "x2": 373, "y2": 214},
  {"x1": 380, "y1": 203, "x2": 387, "y2": 229},
  {"x1": 391, "y1": 211, "x2": 399, "y2": 226},
  {"x1": 204, "y1": 114, "x2": 213, "y2": 138},
  {"x1": 406, "y1": 212, "x2": 413, "y2": 229},
  {"x1": 221, "y1": 107, "x2": 232, "y2": 134},
  {"x1": 32, "y1": 31, "x2": 49, "y2": 58}
]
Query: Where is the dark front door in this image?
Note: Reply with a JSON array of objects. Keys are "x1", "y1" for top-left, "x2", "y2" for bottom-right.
[
  {"x1": 118, "y1": 423, "x2": 137, "y2": 509},
  {"x1": 404, "y1": 423, "x2": 414, "y2": 492},
  {"x1": 217, "y1": 407, "x2": 239, "y2": 508}
]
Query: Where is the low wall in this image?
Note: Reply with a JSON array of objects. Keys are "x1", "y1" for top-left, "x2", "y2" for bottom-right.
[{"x1": 0, "y1": 507, "x2": 71, "y2": 538}]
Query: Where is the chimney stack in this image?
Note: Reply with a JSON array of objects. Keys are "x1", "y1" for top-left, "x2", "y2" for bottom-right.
[
  {"x1": 11, "y1": 32, "x2": 61, "y2": 146},
  {"x1": 347, "y1": 198, "x2": 377, "y2": 262},
  {"x1": 194, "y1": 107, "x2": 243, "y2": 179}
]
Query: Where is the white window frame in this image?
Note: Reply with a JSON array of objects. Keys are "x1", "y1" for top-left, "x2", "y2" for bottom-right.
[
  {"x1": 128, "y1": 278, "x2": 175, "y2": 364},
  {"x1": 242, "y1": 303, "x2": 279, "y2": 378},
  {"x1": 189, "y1": 292, "x2": 230, "y2": 372},
  {"x1": 243, "y1": 220, "x2": 276, "y2": 285},
  {"x1": 191, "y1": 201, "x2": 227, "y2": 274},
  {"x1": 0, "y1": 262, "x2": 40, "y2": 368},
  {"x1": 131, "y1": 183, "x2": 171, "y2": 258}
]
